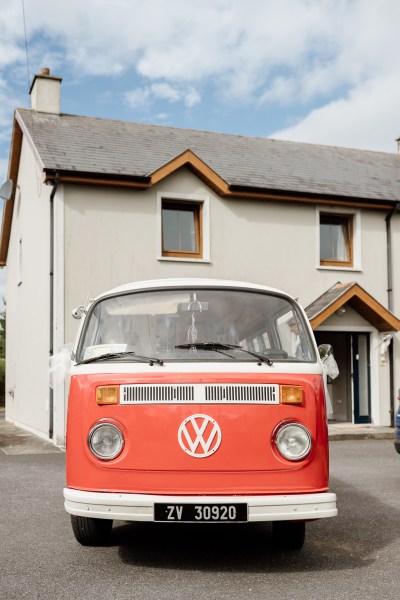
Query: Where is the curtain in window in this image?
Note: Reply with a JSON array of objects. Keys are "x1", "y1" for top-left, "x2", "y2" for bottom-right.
[{"x1": 320, "y1": 216, "x2": 350, "y2": 262}]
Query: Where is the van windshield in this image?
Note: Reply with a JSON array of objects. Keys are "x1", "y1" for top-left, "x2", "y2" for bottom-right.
[{"x1": 76, "y1": 288, "x2": 315, "y2": 363}]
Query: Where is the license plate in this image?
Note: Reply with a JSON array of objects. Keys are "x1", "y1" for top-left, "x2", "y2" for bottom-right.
[{"x1": 154, "y1": 503, "x2": 248, "y2": 522}]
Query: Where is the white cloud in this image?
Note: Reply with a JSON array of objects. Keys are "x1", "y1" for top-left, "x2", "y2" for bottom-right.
[
  {"x1": 0, "y1": 77, "x2": 25, "y2": 150},
  {"x1": 259, "y1": 77, "x2": 297, "y2": 105},
  {"x1": 0, "y1": 42, "x2": 25, "y2": 69},
  {"x1": 0, "y1": 158, "x2": 9, "y2": 184},
  {"x1": 125, "y1": 82, "x2": 201, "y2": 110},
  {"x1": 2, "y1": 0, "x2": 397, "y2": 97},
  {"x1": 183, "y1": 87, "x2": 201, "y2": 108},
  {"x1": 150, "y1": 113, "x2": 170, "y2": 122},
  {"x1": 150, "y1": 83, "x2": 181, "y2": 103},
  {"x1": 271, "y1": 76, "x2": 400, "y2": 152},
  {"x1": 124, "y1": 87, "x2": 151, "y2": 109}
]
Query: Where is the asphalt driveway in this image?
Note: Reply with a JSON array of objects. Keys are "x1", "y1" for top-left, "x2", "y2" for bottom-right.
[{"x1": 0, "y1": 412, "x2": 399, "y2": 599}]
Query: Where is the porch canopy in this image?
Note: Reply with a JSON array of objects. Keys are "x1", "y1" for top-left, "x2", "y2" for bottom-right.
[{"x1": 305, "y1": 282, "x2": 400, "y2": 332}]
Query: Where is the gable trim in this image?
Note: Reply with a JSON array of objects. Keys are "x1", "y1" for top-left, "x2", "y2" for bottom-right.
[
  {"x1": 308, "y1": 283, "x2": 400, "y2": 332},
  {"x1": 149, "y1": 149, "x2": 230, "y2": 195}
]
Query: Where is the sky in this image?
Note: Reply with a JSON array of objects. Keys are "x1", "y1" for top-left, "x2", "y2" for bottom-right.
[{"x1": 0, "y1": 0, "x2": 400, "y2": 301}]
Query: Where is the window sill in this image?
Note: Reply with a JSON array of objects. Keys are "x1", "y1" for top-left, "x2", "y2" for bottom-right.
[
  {"x1": 158, "y1": 256, "x2": 211, "y2": 264},
  {"x1": 317, "y1": 265, "x2": 362, "y2": 272}
]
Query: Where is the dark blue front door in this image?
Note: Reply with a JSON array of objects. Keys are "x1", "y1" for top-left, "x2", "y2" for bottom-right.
[{"x1": 352, "y1": 333, "x2": 371, "y2": 424}]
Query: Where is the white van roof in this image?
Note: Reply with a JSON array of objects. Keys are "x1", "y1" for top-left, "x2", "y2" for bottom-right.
[{"x1": 94, "y1": 278, "x2": 295, "y2": 301}]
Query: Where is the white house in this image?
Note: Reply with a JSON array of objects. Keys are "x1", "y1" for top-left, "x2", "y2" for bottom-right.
[{"x1": 1, "y1": 69, "x2": 400, "y2": 446}]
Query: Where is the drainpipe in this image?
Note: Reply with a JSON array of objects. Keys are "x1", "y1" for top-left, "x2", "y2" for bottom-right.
[
  {"x1": 385, "y1": 201, "x2": 400, "y2": 427},
  {"x1": 49, "y1": 173, "x2": 60, "y2": 439}
]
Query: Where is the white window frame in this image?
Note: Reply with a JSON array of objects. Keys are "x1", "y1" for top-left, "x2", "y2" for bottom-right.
[
  {"x1": 316, "y1": 207, "x2": 361, "y2": 271},
  {"x1": 157, "y1": 192, "x2": 210, "y2": 263}
]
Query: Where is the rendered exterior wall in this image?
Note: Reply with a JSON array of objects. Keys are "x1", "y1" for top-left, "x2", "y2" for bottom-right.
[
  {"x1": 5, "y1": 137, "x2": 51, "y2": 439},
  {"x1": 62, "y1": 168, "x2": 399, "y2": 428},
  {"x1": 63, "y1": 168, "x2": 395, "y2": 335}
]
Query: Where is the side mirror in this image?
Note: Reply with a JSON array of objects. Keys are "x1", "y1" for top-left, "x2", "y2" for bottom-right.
[
  {"x1": 318, "y1": 344, "x2": 339, "y2": 380},
  {"x1": 72, "y1": 305, "x2": 85, "y2": 320},
  {"x1": 318, "y1": 343, "x2": 333, "y2": 362}
]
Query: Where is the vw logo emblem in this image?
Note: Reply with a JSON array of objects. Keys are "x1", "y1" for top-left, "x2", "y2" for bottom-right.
[{"x1": 178, "y1": 414, "x2": 222, "y2": 458}]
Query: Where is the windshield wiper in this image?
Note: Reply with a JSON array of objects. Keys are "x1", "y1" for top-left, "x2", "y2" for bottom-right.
[
  {"x1": 77, "y1": 351, "x2": 164, "y2": 366},
  {"x1": 175, "y1": 342, "x2": 273, "y2": 366}
]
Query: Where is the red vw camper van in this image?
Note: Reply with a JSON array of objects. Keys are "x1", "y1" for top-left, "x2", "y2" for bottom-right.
[{"x1": 64, "y1": 279, "x2": 337, "y2": 549}]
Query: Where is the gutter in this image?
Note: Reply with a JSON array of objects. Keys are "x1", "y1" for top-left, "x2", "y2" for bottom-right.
[
  {"x1": 49, "y1": 172, "x2": 60, "y2": 439},
  {"x1": 228, "y1": 184, "x2": 396, "y2": 211},
  {"x1": 385, "y1": 201, "x2": 400, "y2": 427},
  {"x1": 43, "y1": 169, "x2": 151, "y2": 188}
]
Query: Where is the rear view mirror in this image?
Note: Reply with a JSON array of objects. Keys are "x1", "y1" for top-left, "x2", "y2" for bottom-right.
[{"x1": 180, "y1": 293, "x2": 209, "y2": 312}]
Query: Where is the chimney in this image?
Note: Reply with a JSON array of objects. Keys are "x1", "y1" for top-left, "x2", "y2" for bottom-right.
[{"x1": 29, "y1": 68, "x2": 62, "y2": 114}]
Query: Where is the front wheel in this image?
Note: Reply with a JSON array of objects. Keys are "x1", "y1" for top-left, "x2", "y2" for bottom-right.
[
  {"x1": 272, "y1": 521, "x2": 305, "y2": 550},
  {"x1": 70, "y1": 515, "x2": 113, "y2": 546}
]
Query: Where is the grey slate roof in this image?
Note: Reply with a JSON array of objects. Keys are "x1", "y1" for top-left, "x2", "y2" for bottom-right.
[
  {"x1": 17, "y1": 108, "x2": 400, "y2": 202},
  {"x1": 305, "y1": 282, "x2": 354, "y2": 322}
]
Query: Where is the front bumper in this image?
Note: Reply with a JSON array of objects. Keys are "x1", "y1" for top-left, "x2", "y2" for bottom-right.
[{"x1": 64, "y1": 488, "x2": 337, "y2": 522}]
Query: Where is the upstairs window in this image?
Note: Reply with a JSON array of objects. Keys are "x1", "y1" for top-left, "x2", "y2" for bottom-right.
[
  {"x1": 162, "y1": 200, "x2": 202, "y2": 259},
  {"x1": 320, "y1": 213, "x2": 353, "y2": 267}
]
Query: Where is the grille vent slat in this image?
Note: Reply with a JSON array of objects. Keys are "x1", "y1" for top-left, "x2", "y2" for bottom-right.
[
  {"x1": 122, "y1": 385, "x2": 194, "y2": 403},
  {"x1": 203, "y1": 384, "x2": 279, "y2": 403},
  {"x1": 120, "y1": 384, "x2": 279, "y2": 404}
]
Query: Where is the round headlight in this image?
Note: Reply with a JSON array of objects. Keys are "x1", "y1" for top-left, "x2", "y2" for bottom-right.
[
  {"x1": 275, "y1": 423, "x2": 312, "y2": 461},
  {"x1": 88, "y1": 423, "x2": 124, "y2": 460}
]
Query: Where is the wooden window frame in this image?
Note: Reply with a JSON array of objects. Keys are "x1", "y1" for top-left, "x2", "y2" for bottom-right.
[
  {"x1": 320, "y1": 213, "x2": 353, "y2": 267},
  {"x1": 161, "y1": 199, "x2": 203, "y2": 259}
]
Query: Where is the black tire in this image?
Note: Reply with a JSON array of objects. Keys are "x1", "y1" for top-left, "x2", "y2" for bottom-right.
[
  {"x1": 272, "y1": 521, "x2": 305, "y2": 550},
  {"x1": 70, "y1": 514, "x2": 113, "y2": 546}
]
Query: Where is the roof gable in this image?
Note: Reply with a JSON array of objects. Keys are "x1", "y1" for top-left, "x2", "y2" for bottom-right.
[
  {"x1": 149, "y1": 149, "x2": 229, "y2": 195},
  {"x1": 306, "y1": 282, "x2": 400, "y2": 332}
]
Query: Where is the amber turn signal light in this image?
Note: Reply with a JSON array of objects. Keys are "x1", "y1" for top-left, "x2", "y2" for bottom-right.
[
  {"x1": 280, "y1": 385, "x2": 303, "y2": 405},
  {"x1": 96, "y1": 386, "x2": 119, "y2": 405}
]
